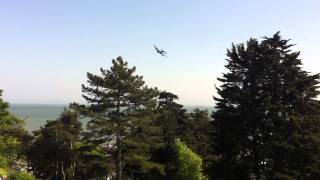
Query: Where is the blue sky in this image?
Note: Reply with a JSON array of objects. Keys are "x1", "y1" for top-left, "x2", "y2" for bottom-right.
[{"x1": 0, "y1": 0, "x2": 319, "y2": 106}]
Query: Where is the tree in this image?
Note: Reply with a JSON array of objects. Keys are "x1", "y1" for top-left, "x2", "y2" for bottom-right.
[
  {"x1": 153, "y1": 91, "x2": 189, "y2": 179},
  {"x1": 72, "y1": 141, "x2": 112, "y2": 180},
  {"x1": 184, "y1": 109, "x2": 216, "y2": 178},
  {"x1": 157, "y1": 91, "x2": 188, "y2": 146},
  {"x1": 172, "y1": 139, "x2": 204, "y2": 180},
  {"x1": 121, "y1": 104, "x2": 165, "y2": 180},
  {"x1": 161, "y1": 106, "x2": 215, "y2": 178},
  {"x1": 78, "y1": 56, "x2": 163, "y2": 180},
  {"x1": 0, "y1": 89, "x2": 30, "y2": 172},
  {"x1": 154, "y1": 92, "x2": 215, "y2": 179},
  {"x1": 28, "y1": 108, "x2": 82, "y2": 180},
  {"x1": 212, "y1": 32, "x2": 320, "y2": 179}
]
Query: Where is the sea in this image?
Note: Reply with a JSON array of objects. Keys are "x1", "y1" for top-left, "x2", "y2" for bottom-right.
[{"x1": 9, "y1": 104, "x2": 215, "y2": 132}]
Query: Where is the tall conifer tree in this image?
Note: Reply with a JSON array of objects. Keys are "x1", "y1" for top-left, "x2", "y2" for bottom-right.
[
  {"x1": 212, "y1": 32, "x2": 320, "y2": 179},
  {"x1": 79, "y1": 57, "x2": 162, "y2": 180}
]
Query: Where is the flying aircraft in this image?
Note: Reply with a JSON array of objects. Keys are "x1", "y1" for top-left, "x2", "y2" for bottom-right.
[{"x1": 154, "y1": 45, "x2": 167, "y2": 57}]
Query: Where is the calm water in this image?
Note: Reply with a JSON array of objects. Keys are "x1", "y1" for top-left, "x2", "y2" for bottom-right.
[
  {"x1": 9, "y1": 104, "x2": 214, "y2": 132},
  {"x1": 9, "y1": 104, "x2": 66, "y2": 132}
]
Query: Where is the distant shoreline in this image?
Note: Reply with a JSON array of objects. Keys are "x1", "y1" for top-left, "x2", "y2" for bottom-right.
[
  {"x1": 9, "y1": 104, "x2": 215, "y2": 132},
  {"x1": 10, "y1": 104, "x2": 214, "y2": 107},
  {"x1": 11, "y1": 104, "x2": 68, "y2": 106}
]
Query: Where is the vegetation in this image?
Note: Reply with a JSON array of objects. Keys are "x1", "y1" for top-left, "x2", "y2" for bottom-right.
[
  {"x1": 212, "y1": 32, "x2": 320, "y2": 179},
  {"x1": 0, "y1": 90, "x2": 33, "y2": 179},
  {"x1": 27, "y1": 108, "x2": 82, "y2": 180},
  {"x1": 9, "y1": 171, "x2": 35, "y2": 180},
  {"x1": 172, "y1": 139, "x2": 204, "y2": 180},
  {"x1": 75, "y1": 57, "x2": 164, "y2": 180},
  {"x1": 1, "y1": 32, "x2": 320, "y2": 180}
]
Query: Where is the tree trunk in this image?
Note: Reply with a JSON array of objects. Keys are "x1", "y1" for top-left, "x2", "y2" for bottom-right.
[
  {"x1": 116, "y1": 128, "x2": 122, "y2": 180},
  {"x1": 71, "y1": 162, "x2": 76, "y2": 180},
  {"x1": 61, "y1": 162, "x2": 66, "y2": 180},
  {"x1": 70, "y1": 141, "x2": 75, "y2": 180},
  {"x1": 116, "y1": 98, "x2": 122, "y2": 180},
  {"x1": 55, "y1": 162, "x2": 58, "y2": 179}
]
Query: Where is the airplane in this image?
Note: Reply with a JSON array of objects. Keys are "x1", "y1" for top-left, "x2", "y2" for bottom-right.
[{"x1": 154, "y1": 45, "x2": 167, "y2": 57}]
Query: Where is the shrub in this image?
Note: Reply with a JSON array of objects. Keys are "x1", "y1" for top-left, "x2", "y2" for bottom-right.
[
  {"x1": 173, "y1": 139, "x2": 205, "y2": 180},
  {"x1": 9, "y1": 171, "x2": 35, "y2": 180}
]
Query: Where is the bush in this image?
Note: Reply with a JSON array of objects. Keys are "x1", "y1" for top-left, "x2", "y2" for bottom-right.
[
  {"x1": 9, "y1": 171, "x2": 35, "y2": 180},
  {"x1": 173, "y1": 139, "x2": 205, "y2": 180},
  {"x1": 0, "y1": 168, "x2": 8, "y2": 178}
]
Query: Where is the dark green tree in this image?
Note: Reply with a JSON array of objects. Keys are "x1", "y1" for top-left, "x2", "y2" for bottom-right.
[
  {"x1": 79, "y1": 56, "x2": 163, "y2": 180},
  {"x1": 212, "y1": 32, "x2": 320, "y2": 179},
  {"x1": 0, "y1": 89, "x2": 30, "y2": 173},
  {"x1": 122, "y1": 104, "x2": 165, "y2": 180},
  {"x1": 153, "y1": 91, "x2": 189, "y2": 179},
  {"x1": 184, "y1": 109, "x2": 216, "y2": 178},
  {"x1": 157, "y1": 105, "x2": 215, "y2": 178},
  {"x1": 157, "y1": 91, "x2": 188, "y2": 146},
  {"x1": 72, "y1": 141, "x2": 112, "y2": 180},
  {"x1": 28, "y1": 108, "x2": 82, "y2": 180}
]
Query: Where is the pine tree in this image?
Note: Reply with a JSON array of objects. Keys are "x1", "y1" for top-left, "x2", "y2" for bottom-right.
[
  {"x1": 28, "y1": 108, "x2": 82, "y2": 180},
  {"x1": 122, "y1": 91, "x2": 164, "y2": 179},
  {"x1": 153, "y1": 91, "x2": 189, "y2": 179},
  {"x1": 212, "y1": 32, "x2": 320, "y2": 179},
  {"x1": 157, "y1": 91, "x2": 188, "y2": 146},
  {"x1": 185, "y1": 109, "x2": 215, "y2": 177},
  {"x1": 73, "y1": 141, "x2": 112, "y2": 179},
  {"x1": 0, "y1": 89, "x2": 30, "y2": 171},
  {"x1": 79, "y1": 57, "x2": 163, "y2": 180}
]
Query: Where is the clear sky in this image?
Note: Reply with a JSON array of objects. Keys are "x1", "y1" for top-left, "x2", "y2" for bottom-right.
[{"x1": 0, "y1": 0, "x2": 319, "y2": 106}]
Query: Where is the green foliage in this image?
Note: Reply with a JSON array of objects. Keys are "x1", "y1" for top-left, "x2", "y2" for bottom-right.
[
  {"x1": 78, "y1": 57, "x2": 163, "y2": 179},
  {"x1": 27, "y1": 108, "x2": 83, "y2": 179},
  {"x1": 157, "y1": 91, "x2": 188, "y2": 146},
  {"x1": 28, "y1": 107, "x2": 111, "y2": 179},
  {"x1": 0, "y1": 89, "x2": 30, "y2": 172},
  {"x1": 73, "y1": 142, "x2": 111, "y2": 179},
  {"x1": 9, "y1": 171, "x2": 35, "y2": 180},
  {"x1": 183, "y1": 109, "x2": 216, "y2": 177},
  {"x1": 172, "y1": 139, "x2": 204, "y2": 180},
  {"x1": 4, "y1": 32, "x2": 320, "y2": 180},
  {"x1": 0, "y1": 156, "x2": 8, "y2": 168},
  {"x1": 122, "y1": 107, "x2": 165, "y2": 178},
  {"x1": 0, "y1": 90, "x2": 26, "y2": 137},
  {"x1": 151, "y1": 91, "x2": 188, "y2": 179},
  {"x1": 0, "y1": 167, "x2": 8, "y2": 177},
  {"x1": 212, "y1": 32, "x2": 320, "y2": 179},
  {"x1": 0, "y1": 136, "x2": 20, "y2": 165},
  {"x1": 154, "y1": 92, "x2": 214, "y2": 179}
]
